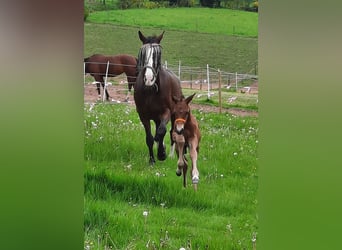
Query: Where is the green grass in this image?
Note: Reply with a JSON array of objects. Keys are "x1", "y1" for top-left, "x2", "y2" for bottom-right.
[
  {"x1": 84, "y1": 103, "x2": 258, "y2": 249},
  {"x1": 87, "y1": 8, "x2": 258, "y2": 37},
  {"x1": 84, "y1": 23, "x2": 258, "y2": 73},
  {"x1": 84, "y1": 8, "x2": 258, "y2": 249}
]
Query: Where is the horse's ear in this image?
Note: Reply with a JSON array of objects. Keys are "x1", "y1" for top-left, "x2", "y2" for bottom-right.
[
  {"x1": 172, "y1": 95, "x2": 180, "y2": 103},
  {"x1": 156, "y1": 31, "x2": 165, "y2": 44},
  {"x1": 185, "y1": 93, "x2": 196, "y2": 104},
  {"x1": 138, "y1": 30, "x2": 147, "y2": 43}
]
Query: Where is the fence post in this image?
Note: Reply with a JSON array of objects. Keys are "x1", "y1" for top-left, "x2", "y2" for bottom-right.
[
  {"x1": 190, "y1": 67, "x2": 192, "y2": 89},
  {"x1": 165, "y1": 60, "x2": 167, "y2": 69},
  {"x1": 218, "y1": 69, "x2": 222, "y2": 114},
  {"x1": 235, "y1": 72, "x2": 238, "y2": 92},
  {"x1": 228, "y1": 74, "x2": 231, "y2": 88},
  {"x1": 84, "y1": 62, "x2": 86, "y2": 86},
  {"x1": 178, "y1": 60, "x2": 181, "y2": 79},
  {"x1": 103, "y1": 60, "x2": 110, "y2": 102},
  {"x1": 200, "y1": 69, "x2": 203, "y2": 90},
  {"x1": 207, "y1": 64, "x2": 210, "y2": 100}
]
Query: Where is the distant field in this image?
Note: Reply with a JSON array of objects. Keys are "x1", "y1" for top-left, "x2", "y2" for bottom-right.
[
  {"x1": 84, "y1": 24, "x2": 258, "y2": 73},
  {"x1": 87, "y1": 7, "x2": 258, "y2": 37}
]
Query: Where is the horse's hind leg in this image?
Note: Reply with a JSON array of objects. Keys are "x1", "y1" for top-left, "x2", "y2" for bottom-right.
[
  {"x1": 94, "y1": 75, "x2": 107, "y2": 100},
  {"x1": 126, "y1": 77, "x2": 135, "y2": 101},
  {"x1": 101, "y1": 82, "x2": 110, "y2": 101}
]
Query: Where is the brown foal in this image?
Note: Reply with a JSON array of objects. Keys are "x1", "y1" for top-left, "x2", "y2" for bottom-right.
[{"x1": 171, "y1": 93, "x2": 201, "y2": 190}]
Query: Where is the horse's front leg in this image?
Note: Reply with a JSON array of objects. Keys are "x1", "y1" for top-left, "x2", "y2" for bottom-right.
[
  {"x1": 141, "y1": 119, "x2": 155, "y2": 165},
  {"x1": 155, "y1": 120, "x2": 166, "y2": 161},
  {"x1": 189, "y1": 137, "x2": 200, "y2": 189},
  {"x1": 154, "y1": 111, "x2": 170, "y2": 161}
]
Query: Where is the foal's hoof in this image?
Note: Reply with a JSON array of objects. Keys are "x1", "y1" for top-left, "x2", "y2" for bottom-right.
[{"x1": 192, "y1": 176, "x2": 199, "y2": 184}]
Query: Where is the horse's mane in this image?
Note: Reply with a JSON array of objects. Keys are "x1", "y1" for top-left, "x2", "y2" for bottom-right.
[{"x1": 137, "y1": 44, "x2": 162, "y2": 73}]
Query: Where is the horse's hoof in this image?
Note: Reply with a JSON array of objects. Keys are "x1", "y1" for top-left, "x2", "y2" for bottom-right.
[
  {"x1": 157, "y1": 144, "x2": 166, "y2": 161},
  {"x1": 157, "y1": 152, "x2": 167, "y2": 161},
  {"x1": 149, "y1": 157, "x2": 156, "y2": 166},
  {"x1": 176, "y1": 169, "x2": 182, "y2": 176},
  {"x1": 192, "y1": 176, "x2": 199, "y2": 184}
]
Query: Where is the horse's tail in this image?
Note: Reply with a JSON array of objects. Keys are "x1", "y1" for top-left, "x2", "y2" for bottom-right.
[{"x1": 84, "y1": 56, "x2": 91, "y2": 74}]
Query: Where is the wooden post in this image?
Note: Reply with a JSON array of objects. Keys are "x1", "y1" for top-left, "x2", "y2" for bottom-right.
[
  {"x1": 200, "y1": 69, "x2": 203, "y2": 90},
  {"x1": 103, "y1": 60, "x2": 110, "y2": 102},
  {"x1": 218, "y1": 69, "x2": 222, "y2": 114},
  {"x1": 207, "y1": 64, "x2": 210, "y2": 100},
  {"x1": 235, "y1": 72, "x2": 238, "y2": 92},
  {"x1": 190, "y1": 68, "x2": 192, "y2": 89},
  {"x1": 178, "y1": 60, "x2": 181, "y2": 79}
]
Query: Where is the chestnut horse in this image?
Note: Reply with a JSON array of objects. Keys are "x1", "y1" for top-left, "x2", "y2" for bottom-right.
[
  {"x1": 84, "y1": 54, "x2": 137, "y2": 101},
  {"x1": 171, "y1": 93, "x2": 201, "y2": 190},
  {"x1": 134, "y1": 31, "x2": 183, "y2": 165}
]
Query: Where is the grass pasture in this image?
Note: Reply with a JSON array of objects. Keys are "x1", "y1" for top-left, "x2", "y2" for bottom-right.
[
  {"x1": 84, "y1": 9, "x2": 258, "y2": 73},
  {"x1": 84, "y1": 103, "x2": 258, "y2": 249},
  {"x1": 84, "y1": 7, "x2": 258, "y2": 249},
  {"x1": 87, "y1": 8, "x2": 258, "y2": 37}
]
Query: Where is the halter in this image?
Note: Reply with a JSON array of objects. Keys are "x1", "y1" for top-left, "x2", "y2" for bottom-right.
[
  {"x1": 174, "y1": 118, "x2": 187, "y2": 135},
  {"x1": 137, "y1": 43, "x2": 162, "y2": 90},
  {"x1": 175, "y1": 118, "x2": 186, "y2": 124}
]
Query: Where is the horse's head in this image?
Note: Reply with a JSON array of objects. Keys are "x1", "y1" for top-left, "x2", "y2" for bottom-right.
[
  {"x1": 172, "y1": 93, "x2": 196, "y2": 135},
  {"x1": 137, "y1": 31, "x2": 165, "y2": 87}
]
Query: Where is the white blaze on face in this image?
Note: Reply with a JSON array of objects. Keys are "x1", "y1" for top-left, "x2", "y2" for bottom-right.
[
  {"x1": 144, "y1": 46, "x2": 155, "y2": 86},
  {"x1": 176, "y1": 121, "x2": 184, "y2": 133}
]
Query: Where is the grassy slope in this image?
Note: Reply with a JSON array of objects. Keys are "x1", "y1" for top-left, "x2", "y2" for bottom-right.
[
  {"x1": 84, "y1": 23, "x2": 258, "y2": 74},
  {"x1": 84, "y1": 104, "x2": 258, "y2": 249},
  {"x1": 87, "y1": 8, "x2": 258, "y2": 37},
  {"x1": 84, "y1": 8, "x2": 258, "y2": 73}
]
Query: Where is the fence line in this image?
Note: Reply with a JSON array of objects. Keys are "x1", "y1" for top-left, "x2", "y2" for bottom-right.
[{"x1": 84, "y1": 61, "x2": 258, "y2": 103}]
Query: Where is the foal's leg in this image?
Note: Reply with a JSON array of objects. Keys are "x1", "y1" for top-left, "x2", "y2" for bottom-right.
[
  {"x1": 189, "y1": 137, "x2": 200, "y2": 186},
  {"x1": 173, "y1": 132, "x2": 187, "y2": 187}
]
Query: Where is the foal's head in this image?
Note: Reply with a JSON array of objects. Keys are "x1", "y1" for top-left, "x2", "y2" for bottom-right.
[
  {"x1": 172, "y1": 93, "x2": 196, "y2": 135},
  {"x1": 137, "y1": 31, "x2": 165, "y2": 87}
]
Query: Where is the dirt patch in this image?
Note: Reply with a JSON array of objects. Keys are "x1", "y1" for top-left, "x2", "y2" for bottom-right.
[{"x1": 84, "y1": 82, "x2": 258, "y2": 117}]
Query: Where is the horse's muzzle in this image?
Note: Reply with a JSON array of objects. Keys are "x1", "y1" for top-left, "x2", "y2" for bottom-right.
[{"x1": 175, "y1": 128, "x2": 184, "y2": 135}]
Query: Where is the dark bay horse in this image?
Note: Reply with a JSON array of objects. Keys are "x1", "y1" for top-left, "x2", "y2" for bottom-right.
[
  {"x1": 171, "y1": 93, "x2": 201, "y2": 190},
  {"x1": 134, "y1": 30, "x2": 183, "y2": 165},
  {"x1": 84, "y1": 54, "x2": 137, "y2": 101}
]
